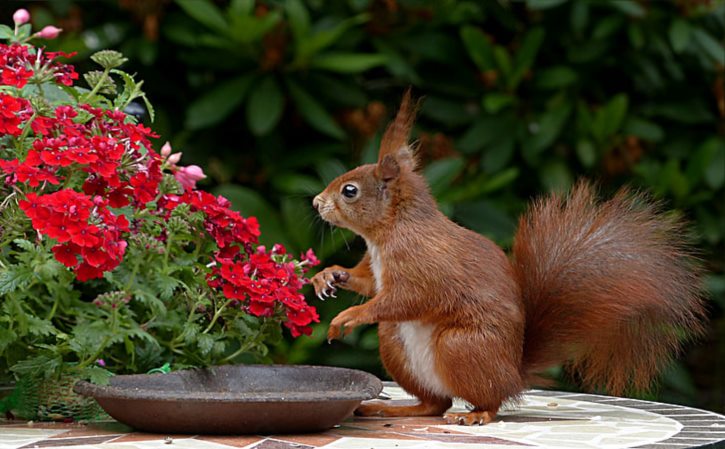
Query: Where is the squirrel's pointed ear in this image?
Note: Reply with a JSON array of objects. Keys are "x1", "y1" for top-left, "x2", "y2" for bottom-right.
[
  {"x1": 378, "y1": 88, "x2": 418, "y2": 169},
  {"x1": 376, "y1": 154, "x2": 400, "y2": 182}
]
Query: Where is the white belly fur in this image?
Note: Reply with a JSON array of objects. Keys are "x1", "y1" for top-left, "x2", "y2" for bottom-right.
[
  {"x1": 365, "y1": 240, "x2": 451, "y2": 398},
  {"x1": 398, "y1": 321, "x2": 452, "y2": 398}
]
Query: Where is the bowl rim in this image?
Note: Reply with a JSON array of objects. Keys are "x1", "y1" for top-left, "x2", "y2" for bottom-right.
[{"x1": 73, "y1": 364, "x2": 383, "y2": 403}]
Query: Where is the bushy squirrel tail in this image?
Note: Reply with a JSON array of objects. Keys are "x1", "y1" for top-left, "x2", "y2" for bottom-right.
[{"x1": 512, "y1": 181, "x2": 706, "y2": 395}]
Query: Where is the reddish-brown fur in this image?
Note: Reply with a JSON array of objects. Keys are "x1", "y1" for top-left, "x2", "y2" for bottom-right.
[{"x1": 310, "y1": 92, "x2": 706, "y2": 425}]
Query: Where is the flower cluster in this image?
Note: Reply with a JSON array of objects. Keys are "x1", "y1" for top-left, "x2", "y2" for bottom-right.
[{"x1": 0, "y1": 11, "x2": 319, "y2": 340}]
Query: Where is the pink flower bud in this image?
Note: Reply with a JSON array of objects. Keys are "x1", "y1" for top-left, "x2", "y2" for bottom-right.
[
  {"x1": 174, "y1": 164, "x2": 206, "y2": 190},
  {"x1": 37, "y1": 25, "x2": 62, "y2": 39},
  {"x1": 13, "y1": 9, "x2": 30, "y2": 25},
  {"x1": 160, "y1": 141, "x2": 172, "y2": 158},
  {"x1": 167, "y1": 152, "x2": 182, "y2": 165},
  {"x1": 96, "y1": 359, "x2": 106, "y2": 367}
]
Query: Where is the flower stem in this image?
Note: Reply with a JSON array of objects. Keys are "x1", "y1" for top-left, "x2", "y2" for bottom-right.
[{"x1": 81, "y1": 67, "x2": 110, "y2": 102}]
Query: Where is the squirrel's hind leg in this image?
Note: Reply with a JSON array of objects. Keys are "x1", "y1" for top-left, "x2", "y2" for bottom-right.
[{"x1": 435, "y1": 326, "x2": 524, "y2": 425}]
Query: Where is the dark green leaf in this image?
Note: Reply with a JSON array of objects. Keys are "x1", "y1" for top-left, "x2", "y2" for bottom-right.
[
  {"x1": 285, "y1": 0, "x2": 310, "y2": 40},
  {"x1": 460, "y1": 26, "x2": 496, "y2": 71},
  {"x1": 229, "y1": 0, "x2": 254, "y2": 17},
  {"x1": 510, "y1": 27, "x2": 545, "y2": 88},
  {"x1": 272, "y1": 173, "x2": 324, "y2": 196},
  {"x1": 535, "y1": 66, "x2": 578, "y2": 90},
  {"x1": 592, "y1": 93, "x2": 628, "y2": 142},
  {"x1": 287, "y1": 80, "x2": 345, "y2": 139},
  {"x1": 609, "y1": 0, "x2": 646, "y2": 18},
  {"x1": 623, "y1": 116, "x2": 664, "y2": 142},
  {"x1": 310, "y1": 53, "x2": 387, "y2": 73},
  {"x1": 571, "y1": 2, "x2": 589, "y2": 34},
  {"x1": 421, "y1": 96, "x2": 476, "y2": 127},
  {"x1": 246, "y1": 77, "x2": 285, "y2": 136},
  {"x1": 705, "y1": 143, "x2": 725, "y2": 190},
  {"x1": 691, "y1": 28, "x2": 725, "y2": 65},
  {"x1": 526, "y1": 0, "x2": 567, "y2": 10},
  {"x1": 669, "y1": 19, "x2": 691, "y2": 53},
  {"x1": 424, "y1": 158, "x2": 465, "y2": 196},
  {"x1": 316, "y1": 159, "x2": 348, "y2": 185},
  {"x1": 454, "y1": 200, "x2": 515, "y2": 244},
  {"x1": 483, "y1": 93, "x2": 515, "y2": 113},
  {"x1": 576, "y1": 140, "x2": 597, "y2": 168},
  {"x1": 185, "y1": 74, "x2": 254, "y2": 130},
  {"x1": 540, "y1": 161, "x2": 574, "y2": 192},
  {"x1": 523, "y1": 103, "x2": 572, "y2": 157},
  {"x1": 175, "y1": 0, "x2": 229, "y2": 33}
]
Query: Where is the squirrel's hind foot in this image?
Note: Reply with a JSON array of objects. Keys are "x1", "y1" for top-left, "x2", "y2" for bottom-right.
[
  {"x1": 443, "y1": 410, "x2": 496, "y2": 426},
  {"x1": 355, "y1": 399, "x2": 450, "y2": 417}
]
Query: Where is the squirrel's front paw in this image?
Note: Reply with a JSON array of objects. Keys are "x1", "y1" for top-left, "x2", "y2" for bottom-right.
[
  {"x1": 327, "y1": 305, "x2": 367, "y2": 342},
  {"x1": 311, "y1": 268, "x2": 350, "y2": 300}
]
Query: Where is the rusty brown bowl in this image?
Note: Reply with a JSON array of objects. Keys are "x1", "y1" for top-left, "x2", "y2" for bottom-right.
[{"x1": 73, "y1": 364, "x2": 382, "y2": 435}]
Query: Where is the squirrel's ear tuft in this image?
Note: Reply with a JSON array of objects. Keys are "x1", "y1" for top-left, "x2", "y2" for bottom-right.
[
  {"x1": 376, "y1": 154, "x2": 400, "y2": 182},
  {"x1": 378, "y1": 88, "x2": 418, "y2": 168}
]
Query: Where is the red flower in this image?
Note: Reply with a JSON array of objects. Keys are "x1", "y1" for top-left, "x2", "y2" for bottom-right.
[
  {"x1": 0, "y1": 93, "x2": 27, "y2": 136},
  {"x1": 52, "y1": 243, "x2": 80, "y2": 268}
]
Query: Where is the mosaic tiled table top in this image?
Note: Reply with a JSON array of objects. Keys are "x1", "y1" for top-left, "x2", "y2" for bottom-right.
[{"x1": 2, "y1": 385, "x2": 724, "y2": 449}]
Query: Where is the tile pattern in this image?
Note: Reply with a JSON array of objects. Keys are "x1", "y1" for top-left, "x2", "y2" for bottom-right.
[{"x1": 1, "y1": 386, "x2": 724, "y2": 449}]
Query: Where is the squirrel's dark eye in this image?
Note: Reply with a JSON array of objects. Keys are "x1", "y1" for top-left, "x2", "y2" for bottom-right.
[{"x1": 341, "y1": 184, "x2": 359, "y2": 198}]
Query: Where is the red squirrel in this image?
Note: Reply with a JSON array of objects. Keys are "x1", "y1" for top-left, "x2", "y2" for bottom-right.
[{"x1": 310, "y1": 91, "x2": 706, "y2": 425}]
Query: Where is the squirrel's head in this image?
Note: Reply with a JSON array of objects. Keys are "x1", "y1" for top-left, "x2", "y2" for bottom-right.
[{"x1": 313, "y1": 90, "x2": 430, "y2": 239}]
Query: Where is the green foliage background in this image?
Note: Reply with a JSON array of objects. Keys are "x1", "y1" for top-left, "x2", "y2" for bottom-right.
[{"x1": 3, "y1": 0, "x2": 723, "y2": 412}]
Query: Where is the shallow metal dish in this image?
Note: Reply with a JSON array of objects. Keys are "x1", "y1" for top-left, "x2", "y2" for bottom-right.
[{"x1": 74, "y1": 364, "x2": 382, "y2": 435}]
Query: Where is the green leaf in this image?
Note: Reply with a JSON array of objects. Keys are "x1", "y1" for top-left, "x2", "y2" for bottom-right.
[
  {"x1": 669, "y1": 19, "x2": 691, "y2": 53},
  {"x1": 85, "y1": 366, "x2": 114, "y2": 385},
  {"x1": 0, "y1": 266, "x2": 34, "y2": 295},
  {"x1": 691, "y1": 28, "x2": 725, "y2": 65},
  {"x1": 272, "y1": 173, "x2": 324, "y2": 196},
  {"x1": 10, "y1": 354, "x2": 62, "y2": 378},
  {"x1": 454, "y1": 200, "x2": 515, "y2": 244},
  {"x1": 246, "y1": 77, "x2": 285, "y2": 136},
  {"x1": 510, "y1": 27, "x2": 545, "y2": 89},
  {"x1": 197, "y1": 333, "x2": 214, "y2": 356},
  {"x1": 522, "y1": 103, "x2": 572, "y2": 157},
  {"x1": 526, "y1": 0, "x2": 567, "y2": 10},
  {"x1": 285, "y1": 0, "x2": 310, "y2": 40},
  {"x1": 27, "y1": 316, "x2": 57, "y2": 337},
  {"x1": 175, "y1": 0, "x2": 229, "y2": 33},
  {"x1": 229, "y1": 0, "x2": 254, "y2": 16},
  {"x1": 296, "y1": 14, "x2": 369, "y2": 62},
  {"x1": 424, "y1": 157, "x2": 465, "y2": 196},
  {"x1": 705, "y1": 143, "x2": 725, "y2": 190},
  {"x1": 310, "y1": 53, "x2": 387, "y2": 73},
  {"x1": 609, "y1": 0, "x2": 646, "y2": 18},
  {"x1": 571, "y1": 2, "x2": 589, "y2": 34},
  {"x1": 421, "y1": 96, "x2": 476, "y2": 127},
  {"x1": 0, "y1": 328, "x2": 17, "y2": 354},
  {"x1": 186, "y1": 74, "x2": 254, "y2": 130},
  {"x1": 536, "y1": 65, "x2": 578, "y2": 90},
  {"x1": 592, "y1": 93, "x2": 628, "y2": 142},
  {"x1": 0, "y1": 25, "x2": 14, "y2": 39},
  {"x1": 623, "y1": 116, "x2": 664, "y2": 142},
  {"x1": 287, "y1": 80, "x2": 345, "y2": 139},
  {"x1": 281, "y1": 197, "x2": 315, "y2": 251},
  {"x1": 316, "y1": 159, "x2": 348, "y2": 185},
  {"x1": 483, "y1": 93, "x2": 515, "y2": 113},
  {"x1": 576, "y1": 140, "x2": 597, "y2": 168},
  {"x1": 460, "y1": 26, "x2": 496, "y2": 71},
  {"x1": 540, "y1": 161, "x2": 574, "y2": 192}
]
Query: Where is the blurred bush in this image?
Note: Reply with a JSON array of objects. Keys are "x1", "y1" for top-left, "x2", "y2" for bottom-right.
[{"x1": 5, "y1": 0, "x2": 723, "y2": 411}]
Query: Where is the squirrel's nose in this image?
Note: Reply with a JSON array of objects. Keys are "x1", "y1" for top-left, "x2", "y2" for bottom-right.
[{"x1": 312, "y1": 195, "x2": 321, "y2": 211}]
